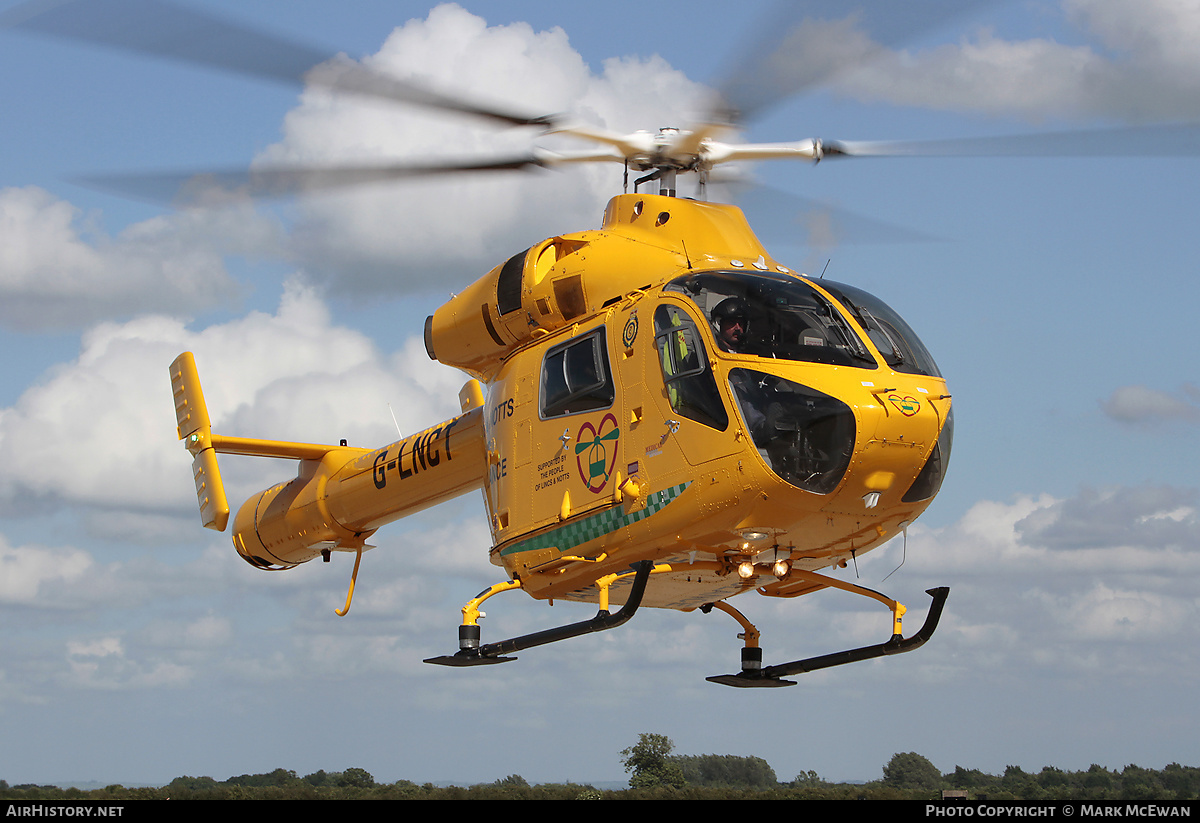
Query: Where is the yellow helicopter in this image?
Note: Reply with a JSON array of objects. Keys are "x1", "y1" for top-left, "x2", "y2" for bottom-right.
[
  {"x1": 170, "y1": 184, "x2": 952, "y2": 687},
  {"x1": 25, "y1": 0, "x2": 1125, "y2": 687}
]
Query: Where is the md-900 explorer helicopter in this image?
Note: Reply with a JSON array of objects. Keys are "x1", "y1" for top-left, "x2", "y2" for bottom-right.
[
  {"x1": 171, "y1": 181, "x2": 953, "y2": 687},
  {"x1": 21, "y1": 0, "x2": 1160, "y2": 686}
]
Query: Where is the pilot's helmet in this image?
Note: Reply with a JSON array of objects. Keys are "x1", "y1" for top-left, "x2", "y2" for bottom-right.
[{"x1": 711, "y1": 297, "x2": 749, "y2": 331}]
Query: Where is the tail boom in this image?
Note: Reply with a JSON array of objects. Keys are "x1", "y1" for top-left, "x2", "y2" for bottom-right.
[
  {"x1": 232, "y1": 408, "x2": 485, "y2": 569},
  {"x1": 171, "y1": 351, "x2": 487, "y2": 570}
]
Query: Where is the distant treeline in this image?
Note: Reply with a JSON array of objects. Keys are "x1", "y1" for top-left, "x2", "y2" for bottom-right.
[
  {"x1": 2, "y1": 757, "x2": 1198, "y2": 800},
  {"x1": 876, "y1": 752, "x2": 1200, "y2": 800},
  {"x1": 941, "y1": 761, "x2": 1200, "y2": 800}
]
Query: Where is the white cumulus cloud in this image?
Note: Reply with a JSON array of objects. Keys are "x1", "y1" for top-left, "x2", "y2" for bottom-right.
[
  {"x1": 1101, "y1": 384, "x2": 1200, "y2": 425},
  {"x1": 0, "y1": 186, "x2": 282, "y2": 330},
  {"x1": 0, "y1": 280, "x2": 468, "y2": 525},
  {"x1": 257, "y1": 4, "x2": 711, "y2": 293},
  {"x1": 894, "y1": 485, "x2": 1200, "y2": 678},
  {"x1": 827, "y1": 0, "x2": 1200, "y2": 122}
]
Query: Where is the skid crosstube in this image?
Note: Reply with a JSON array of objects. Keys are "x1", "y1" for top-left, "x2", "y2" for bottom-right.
[
  {"x1": 706, "y1": 586, "x2": 950, "y2": 688},
  {"x1": 424, "y1": 560, "x2": 653, "y2": 667}
]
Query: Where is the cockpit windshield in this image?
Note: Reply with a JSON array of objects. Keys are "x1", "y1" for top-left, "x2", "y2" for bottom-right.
[
  {"x1": 664, "y1": 271, "x2": 877, "y2": 369},
  {"x1": 664, "y1": 271, "x2": 942, "y2": 378},
  {"x1": 817, "y1": 280, "x2": 943, "y2": 378}
]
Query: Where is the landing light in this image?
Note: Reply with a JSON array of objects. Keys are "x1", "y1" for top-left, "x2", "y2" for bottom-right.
[
  {"x1": 737, "y1": 561, "x2": 756, "y2": 580},
  {"x1": 772, "y1": 559, "x2": 791, "y2": 578}
]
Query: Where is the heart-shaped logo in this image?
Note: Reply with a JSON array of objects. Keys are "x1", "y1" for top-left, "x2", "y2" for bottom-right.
[
  {"x1": 575, "y1": 412, "x2": 620, "y2": 493},
  {"x1": 888, "y1": 394, "x2": 921, "y2": 416}
]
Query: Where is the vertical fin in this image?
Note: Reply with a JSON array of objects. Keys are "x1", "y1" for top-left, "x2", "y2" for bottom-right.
[
  {"x1": 459, "y1": 379, "x2": 484, "y2": 412},
  {"x1": 170, "y1": 352, "x2": 230, "y2": 532},
  {"x1": 190, "y1": 447, "x2": 230, "y2": 533}
]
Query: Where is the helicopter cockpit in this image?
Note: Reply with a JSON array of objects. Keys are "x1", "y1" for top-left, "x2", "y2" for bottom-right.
[
  {"x1": 657, "y1": 270, "x2": 947, "y2": 496},
  {"x1": 662, "y1": 269, "x2": 941, "y2": 377},
  {"x1": 672, "y1": 270, "x2": 870, "y2": 364}
]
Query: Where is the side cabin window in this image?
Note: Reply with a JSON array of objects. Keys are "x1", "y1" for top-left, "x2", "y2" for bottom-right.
[
  {"x1": 654, "y1": 304, "x2": 729, "y2": 431},
  {"x1": 540, "y1": 328, "x2": 615, "y2": 418}
]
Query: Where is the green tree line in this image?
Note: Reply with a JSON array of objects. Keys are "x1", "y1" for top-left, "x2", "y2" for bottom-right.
[
  {"x1": 617, "y1": 734, "x2": 1200, "y2": 801},
  {"x1": 875, "y1": 751, "x2": 1200, "y2": 800},
  {"x1": 2, "y1": 743, "x2": 1197, "y2": 800}
]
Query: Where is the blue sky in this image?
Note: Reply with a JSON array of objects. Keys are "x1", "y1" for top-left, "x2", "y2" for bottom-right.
[{"x1": 1, "y1": 0, "x2": 1198, "y2": 787}]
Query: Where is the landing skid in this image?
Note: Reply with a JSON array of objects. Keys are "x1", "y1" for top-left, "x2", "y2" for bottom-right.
[
  {"x1": 424, "y1": 558, "x2": 947, "y2": 683},
  {"x1": 705, "y1": 586, "x2": 950, "y2": 688},
  {"x1": 424, "y1": 560, "x2": 654, "y2": 667}
]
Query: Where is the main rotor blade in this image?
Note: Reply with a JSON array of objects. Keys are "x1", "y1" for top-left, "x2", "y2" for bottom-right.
[
  {"x1": 76, "y1": 155, "x2": 549, "y2": 205},
  {"x1": 1, "y1": 0, "x2": 556, "y2": 128},
  {"x1": 723, "y1": 180, "x2": 937, "y2": 250},
  {"x1": 709, "y1": 0, "x2": 997, "y2": 126},
  {"x1": 823, "y1": 123, "x2": 1200, "y2": 158}
]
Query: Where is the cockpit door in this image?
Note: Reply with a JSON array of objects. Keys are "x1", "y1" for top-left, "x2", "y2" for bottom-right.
[{"x1": 647, "y1": 299, "x2": 738, "y2": 468}]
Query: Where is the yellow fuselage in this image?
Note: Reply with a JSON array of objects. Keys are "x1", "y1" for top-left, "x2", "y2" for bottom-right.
[
  {"x1": 202, "y1": 194, "x2": 950, "y2": 615},
  {"x1": 427, "y1": 194, "x2": 951, "y2": 609}
]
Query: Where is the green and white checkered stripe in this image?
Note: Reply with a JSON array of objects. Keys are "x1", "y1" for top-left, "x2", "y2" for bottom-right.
[{"x1": 500, "y1": 482, "x2": 691, "y2": 559}]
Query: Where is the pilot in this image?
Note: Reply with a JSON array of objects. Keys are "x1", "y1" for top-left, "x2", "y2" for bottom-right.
[{"x1": 711, "y1": 297, "x2": 751, "y2": 352}]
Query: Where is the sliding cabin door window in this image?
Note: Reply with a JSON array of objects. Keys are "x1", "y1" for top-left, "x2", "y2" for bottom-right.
[{"x1": 540, "y1": 328, "x2": 615, "y2": 418}]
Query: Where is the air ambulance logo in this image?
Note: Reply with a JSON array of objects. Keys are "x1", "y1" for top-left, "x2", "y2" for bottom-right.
[
  {"x1": 575, "y1": 412, "x2": 620, "y2": 493},
  {"x1": 888, "y1": 394, "x2": 921, "y2": 416}
]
